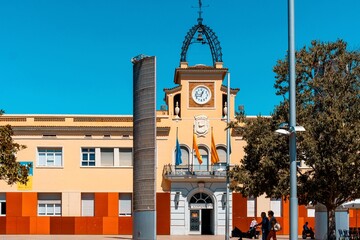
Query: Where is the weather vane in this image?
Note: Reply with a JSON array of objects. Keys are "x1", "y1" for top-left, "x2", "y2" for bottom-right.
[{"x1": 192, "y1": 0, "x2": 209, "y2": 24}]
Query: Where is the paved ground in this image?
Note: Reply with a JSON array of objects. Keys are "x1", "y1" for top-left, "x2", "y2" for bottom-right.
[{"x1": 0, "y1": 235, "x2": 302, "y2": 240}]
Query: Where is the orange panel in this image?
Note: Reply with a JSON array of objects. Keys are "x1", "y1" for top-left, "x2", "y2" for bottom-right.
[
  {"x1": 282, "y1": 199, "x2": 290, "y2": 234},
  {"x1": 156, "y1": 192, "x2": 170, "y2": 235},
  {"x1": 232, "y1": 193, "x2": 248, "y2": 231},
  {"x1": 103, "y1": 217, "x2": 119, "y2": 234},
  {"x1": 22, "y1": 192, "x2": 37, "y2": 217},
  {"x1": 95, "y1": 193, "x2": 108, "y2": 217},
  {"x1": 75, "y1": 217, "x2": 88, "y2": 234},
  {"x1": 35, "y1": 217, "x2": 50, "y2": 234},
  {"x1": 16, "y1": 216, "x2": 30, "y2": 234},
  {"x1": 6, "y1": 193, "x2": 22, "y2": 217},
  {"x1": 0, "y1": 217, "x2": 6, "y2": 234},
  {"x1": 107, "y1": 193, "x2": 119, "y2": 217},
  {"x1": 50, "y1": 217, "x2": 62, "y2": 234},
  {"x1": 61, "y1": 217, "x2": 75, "y2": 234},
  {"x1": 86, "y1": 217, "x2": 103, "y2": 234},
  {"x1": 118, "y1": 216, "x2": 133, "y2": 234},
  {"x1": 29, "y1": 216, "x2": 37, "y2": 234},
  {"x1": 6, "y1": 217, "x2": 17, "y2": 234}
]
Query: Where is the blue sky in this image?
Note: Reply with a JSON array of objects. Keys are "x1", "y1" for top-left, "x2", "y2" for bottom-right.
[{"x1": 1, "y1": 0, "x2": 359, "y2": 116}]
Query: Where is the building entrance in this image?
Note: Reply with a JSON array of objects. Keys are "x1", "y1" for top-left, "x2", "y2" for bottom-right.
[{"x1": 189, "y1": 192, "x2": 214, "y2": 235}]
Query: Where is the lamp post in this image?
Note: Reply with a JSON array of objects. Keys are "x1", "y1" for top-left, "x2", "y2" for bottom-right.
[
  {"x1": 288, "y1": 0, "x2": 298, "y2": 239},
  {"x1": 225, "y1": 72, "x2": 231, "y2": 240}
]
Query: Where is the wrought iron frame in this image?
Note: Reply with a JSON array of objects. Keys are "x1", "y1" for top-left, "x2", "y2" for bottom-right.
[{"x1": 180, "y1": 23, "x2": 223, "y2": 66}]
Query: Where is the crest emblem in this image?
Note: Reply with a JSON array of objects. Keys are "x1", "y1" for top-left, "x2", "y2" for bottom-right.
[{"x1": 194, "y1": 115, "x2": 209, "y2": 136}]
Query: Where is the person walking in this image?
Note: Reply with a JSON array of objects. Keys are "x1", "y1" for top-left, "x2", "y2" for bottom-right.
[
  {"x1": 256, "y1": 212, "x2": 269, "y2": 240},
  {"x1": 267, "y1": 210, "x2": 277, "y2": 240}
]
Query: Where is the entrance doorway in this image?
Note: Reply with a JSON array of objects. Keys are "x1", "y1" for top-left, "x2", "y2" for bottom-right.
[{"x1": 189, "y1": 192, "x2": 214, "y2": 235}]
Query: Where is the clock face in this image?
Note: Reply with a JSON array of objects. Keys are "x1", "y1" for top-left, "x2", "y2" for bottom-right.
[{"x1": 192, "y1": 86, "x2": 211, "y2": 104}]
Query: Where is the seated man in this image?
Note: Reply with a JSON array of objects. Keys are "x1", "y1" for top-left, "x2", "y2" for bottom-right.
[{"x1": 303, "y1": 222, "x2": 315, "y2": 239}]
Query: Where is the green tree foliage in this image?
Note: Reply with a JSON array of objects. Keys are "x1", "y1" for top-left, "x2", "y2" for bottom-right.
[
  {"x1": 0, "y1": 110, "x2": 30, "y2": 185},
  {"x1": 229, "y1": 40, "x2": 360, "y2": 238}
]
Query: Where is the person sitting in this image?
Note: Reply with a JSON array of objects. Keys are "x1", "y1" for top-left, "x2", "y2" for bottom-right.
[
  {"x1": 303, "y1": 222, "x2": 315, "y2": 239},
  {"x1": 250, "y1": 217, "x2": 258, "y2": 229}
]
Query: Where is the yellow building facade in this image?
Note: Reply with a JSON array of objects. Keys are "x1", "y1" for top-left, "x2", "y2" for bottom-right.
[{"x1": 0, "y1": 7, "x2": 316, "y2": 235}]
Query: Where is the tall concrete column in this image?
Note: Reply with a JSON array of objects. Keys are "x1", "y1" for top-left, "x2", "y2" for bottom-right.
[{"x1": 132, "y1": 55, "x2": 157, "y2": 240}]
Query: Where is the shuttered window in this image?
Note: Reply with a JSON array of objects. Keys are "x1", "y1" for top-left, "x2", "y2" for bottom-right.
[
  {"x1": 119, "y1": 193, "x2": 132, "y2": 216},
  {"x1": 270, "y1": 198, "x2": 282, "y2": 217},
  {"x1": 81, "y1": 193, "x2": 94, "y2": 216},
  {"x1": 38, "y1": 193, "x2": 61, "y2": 216},
  {"x1": 119, "y1": 148, "x2": 132, "y2": 166},
  {"x1": 38, "y1": 148, "x2": 62, "y2": 167},
  {"x1": 101, "y1": 148, "x2": 114, "y2": 166},
  {"x1": 216, "y1": 146, "x2": 227, "y2": 163},
  {"x1": 247, "y1": 197, "x2": 256, "y2": 217}
]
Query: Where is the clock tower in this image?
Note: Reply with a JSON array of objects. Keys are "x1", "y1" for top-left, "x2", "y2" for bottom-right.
[{"x1": 162, "y1": 1, "x2": 240, "y2": 236}]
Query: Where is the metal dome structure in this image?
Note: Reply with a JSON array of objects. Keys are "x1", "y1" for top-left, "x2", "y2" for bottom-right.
[{"x1": 180, "y1": 0, "x2": 223, "y2": 66}]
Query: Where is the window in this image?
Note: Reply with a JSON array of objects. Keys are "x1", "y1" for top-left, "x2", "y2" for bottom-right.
[
  {"x1": 174, "y1": 146, "x2": 189, "y2": 167},
  {"x1": 81, "y1": 193, "x2": 94, "y2": 216},
  {"x1": 270, "y1": 198, "x2": 282, "y2": 217},
  {"x1": 216, "y1": 146, "x2": 227, "y2": 163},
  {"x1": 38, "y1": 148, "x2": 62, "y2": 167},
  {"x1": 82, "y1": 148, "x2": 95, "y2": 166},
  {"x1": 194, "y1": 147, "x2": 208, "y2": 171},
  {"x1": 307, "y1": 208, "x2": 315, "y2": 217},
  {"x1": 119, "y1": 148, "x2": 133, "y2": 166},
  {"x1": 180, "y1": 147, "x2": 189, "y2": 166},
  {"x1": 0, "y1": 193, "x2": 6, "y2": 216},
  {"x1": 38, "y1": 193, "x2": 61, "y2": 216},
  {"x1": 81, "y1": 147, "x2": 134, "y2": 167},
  {"x1": 247, "y1": 197, "x2": 256, "y2": 217},
  {"x1": 101, "y1": 148, "x2": 114, "y2": 166},
  {"x1": 119, "y1": 193, "x2": 132, "y2": 216}
]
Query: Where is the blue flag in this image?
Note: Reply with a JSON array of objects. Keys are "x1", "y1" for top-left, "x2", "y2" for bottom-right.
[{"x1": 175, "y1": 137, "x2": 182, "y2": 165}]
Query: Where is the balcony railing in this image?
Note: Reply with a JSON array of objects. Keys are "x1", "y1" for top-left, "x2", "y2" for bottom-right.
[{"x1": 163, "y1": 163, "x2": 229, "y2": 181}]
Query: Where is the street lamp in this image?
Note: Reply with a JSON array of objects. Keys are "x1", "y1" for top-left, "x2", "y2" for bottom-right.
[
  {"x1": 288, "y1": 0, "x2": 298, "y2": 239},
  {"x1": 275, "y1": 123, "x2": 305, "y2": 240}
]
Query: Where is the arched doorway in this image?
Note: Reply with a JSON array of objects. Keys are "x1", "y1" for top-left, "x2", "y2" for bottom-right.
[{"x1": 189, "y1": 192, "x2": 214, "y2": 235}]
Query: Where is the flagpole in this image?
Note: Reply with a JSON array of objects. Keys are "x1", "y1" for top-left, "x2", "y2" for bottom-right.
[
  {"x1": 225, "y1": 72, "x2": 230, "y2": 240},
  {"x1": 191, "y1": 125, "x2": 195, "y2": 174}
]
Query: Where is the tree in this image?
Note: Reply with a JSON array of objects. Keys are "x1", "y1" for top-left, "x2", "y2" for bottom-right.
[
  {"x1": 0, "y1": 110, "x2": 30, "y2": 185},
  {"x1": 229, "y1": 40, "x2": 360, "y2": 239}
]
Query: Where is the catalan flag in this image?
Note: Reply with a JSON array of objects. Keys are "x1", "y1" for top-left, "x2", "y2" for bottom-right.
[
  {"x1": 211, "y1": 129, "x2": 220, "y2": 164},
  {"x1": 193, "y1": 133, "x2": 203, "y2": 164}
]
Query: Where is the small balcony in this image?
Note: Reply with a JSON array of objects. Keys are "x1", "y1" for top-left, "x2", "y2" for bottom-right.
[{"x1": 163, "y1": 163, "x2": 228, "y2": 182}]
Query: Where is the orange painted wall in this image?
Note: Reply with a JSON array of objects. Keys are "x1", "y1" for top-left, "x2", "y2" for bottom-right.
[
  {"x1": 0, "y1": 217, "x2": 6, "y2": 234},
  {"x1": 6, "y1": 193, "x2": 22, "y2": 217},
  {"x1": 232, "y1": 193, "x2": 248, "y2": 231},
  {"x1": 156, "y1": 192, "x2": 170, "y2": 235},
  {"x1": 118, "y1": 216, "x2": 132, "y2": 234},
  {"x1": 95, "y1": 193, "x2": 108, "y2": 217},
  {"x1": 22, "y1": 193, "x2": 37, "y2": 217}
]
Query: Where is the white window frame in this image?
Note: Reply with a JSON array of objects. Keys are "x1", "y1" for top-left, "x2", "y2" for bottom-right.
[
  {"x1": 307, "y1": 208, "x2": 315, "y2": 217},
  {"x1": 247, "y1": 197, "x2": 256, "y2": 217},
  {"x1": 81, "y1": 193, "x2": 94, "y2": 216},
  {"x1": 119, "y1": 193, "x2": 132, "y2": 216},
  {"x1": 119, "y1": 148, "x2": 133, "y2": 166},
  {"x1": 270, "y1": 198, "x2": 282, "y2": 217},
  {"x1": 37, "y1": 147, "x2": 63, "y2": 167},
  {"x1": 100, "y1": 148, "x2": 114, "y2": 166},
  {"x1": 81, "y1": 148, "x2": 96, "y2": 166},
  {"x1": 38, "y1": 193, "x2": 61, "y2": 216}
]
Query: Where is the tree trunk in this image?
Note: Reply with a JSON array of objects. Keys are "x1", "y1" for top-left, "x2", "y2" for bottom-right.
[{"x1": 327, "y1": 208, "x2": 336, "y2": 240}]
